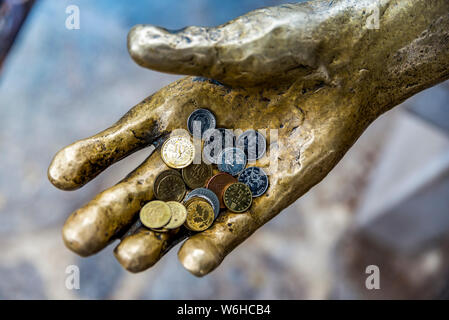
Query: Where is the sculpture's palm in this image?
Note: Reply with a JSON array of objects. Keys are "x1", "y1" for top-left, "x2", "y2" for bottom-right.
[
  {"x1": 48, "y1": 76, "x2": 351, "y2": 275},
  {"x1": 48, "y1": 0, "x2": 449, "y2": 276}
]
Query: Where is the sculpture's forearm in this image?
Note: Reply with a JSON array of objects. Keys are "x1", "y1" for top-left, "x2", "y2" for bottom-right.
[
  {"x1": 322, "y1": 0, "x2": 449, "y2": 117},
  {"x1": 361, "y1": 0, "x2": 449, "y2": 115}
]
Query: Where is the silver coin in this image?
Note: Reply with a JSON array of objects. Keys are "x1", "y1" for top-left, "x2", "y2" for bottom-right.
[
  {"x1": 238, "y1": 166, "x2": 269, "y2": 197},
  {"x1": 236, "y1": 130, "x2": 266, "y2": 161},
  {"x1": 185, "y1": 188, "x2": 220, "y2": 218},
  {"x1": 187, "y1": 109, "x2": 216, "y2": 139},
  {"x1": 217, "y1": 147, "x2": 247, "y2": 176},
  {"x1": 203, "y1": 128, "x2": 235, "y2": 164}
]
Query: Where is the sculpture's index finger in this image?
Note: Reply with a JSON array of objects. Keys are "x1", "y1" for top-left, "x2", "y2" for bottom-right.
[
  {"x1": 48, "y1": 93, "x2": 168, "y2": 190},
  {"x1": 127, "y1": 24, "x2": 220, "y2": 79},
  {"x1": 126, "y1": 2, "x2": 322, "y2": 87}
]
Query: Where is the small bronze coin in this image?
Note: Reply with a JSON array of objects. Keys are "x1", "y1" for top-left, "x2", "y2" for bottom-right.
[
  {"x1": 182, "y1": 163, "x2": 213, "y2": 189},
  {"x1": 156, "y1": 174, "x2": 186, "y2": 202},
  {"x1": 153, "y1": 170, "x2": 181, "y2": 198},
  {"x1": 164, "y1": 201, "x2": 187, "y2": 229},
  {"x1": 184, "y1": 198, "x2": 215, "y2": 232},
  {"x1": 223, "y1": 182, "x2": 253, "y2": 213},
  {"x1": 140, "y1": 201, "x2": 172, "y2": 229},
  {"x1": 205, "y1": 173, "x2": 237, "y2": 208}
]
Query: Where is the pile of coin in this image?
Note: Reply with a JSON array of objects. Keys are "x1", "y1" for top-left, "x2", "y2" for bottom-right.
[
  {"x1": 139, "y1": 108, "x2": 270, "y2": 233},
  {"x1": 140, "y1": 200, "x2": 187, "y2": 232}
]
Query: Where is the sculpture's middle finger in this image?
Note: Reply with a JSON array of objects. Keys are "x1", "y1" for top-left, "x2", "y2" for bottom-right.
[{"x1": 62, "y1": 149, "x2": 167, "y2": 257}]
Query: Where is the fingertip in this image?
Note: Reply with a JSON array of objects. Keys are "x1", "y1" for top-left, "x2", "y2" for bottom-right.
[
  {"x1": 178, "y1": 237, "x2": 222, "y2": 277},
  {"x1": 127, "y1": 24, "x2": 146, "y2": 66},
  {"x1": 114, "y1": 241, "x2": 148, "y2": 273},
  {"x1": 62, "y1": 216, "x2": 94, "y2": 257},
  {"x1": 114, "y1": 230, "x2": 169, "y2": 273},
  {"x1": 62, "y1": 206, "x2": 107, "y2": 257},
  {"x1": 127, "y1": 24, "x2": 168, "y2": 69},
  {"x1": 48, "y1": 146, "x2": 82, "y2": 191},
  {"x1": 127, "y1": 23, "x2": 217, "y2": 77}
]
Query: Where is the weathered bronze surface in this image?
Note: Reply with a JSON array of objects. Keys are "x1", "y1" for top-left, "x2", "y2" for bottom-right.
[{"x1": 48, "y1": 0, "x2": 449, "y2": 276}]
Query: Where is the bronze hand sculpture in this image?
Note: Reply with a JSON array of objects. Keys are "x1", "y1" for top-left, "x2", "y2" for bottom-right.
[{"x1": 48, "y1": 0, "x2": 449, "y2": 276}]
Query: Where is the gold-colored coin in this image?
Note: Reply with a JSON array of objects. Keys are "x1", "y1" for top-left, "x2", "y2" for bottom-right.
[
  {"x1": 156, "y1": 174, "x2": 186, "y2": 202},
  {"x1": 223, "y1": 182, "x2": 253, "y2": 213},
  {"x1": 161, "y1": 136, "x2": 195, "y2": 169},
  {"x1": 139, "y1": 201, "x2": 172, "y2": 229},
  {"x1": 182, "y1": 163, "x2": 213, "y2": 189},
  {"x1": 153, "y1": 169, "x2": 181, "y2": 198},
  {"x1": 164, "y1": 201, "x2": 187, "y2": 229},
  {"x1": 150, "y1": 227, "x2": 170, "y2": 233},
  {"x1": 184, "y1": 198, "x2": 214, "y2": 232}
]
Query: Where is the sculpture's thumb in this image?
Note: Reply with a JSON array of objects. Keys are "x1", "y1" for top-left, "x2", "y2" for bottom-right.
[
  {"x1": 126, "y1": 3, "x2": 319, "y2": 87},
  {"x1": 128, "y1": 24, "x2": 221, "y2": 80}
]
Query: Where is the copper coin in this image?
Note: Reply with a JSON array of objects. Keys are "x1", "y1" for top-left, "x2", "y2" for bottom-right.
[{"x1": 205, "y1": 172, "x2": 237, "y2": 209}]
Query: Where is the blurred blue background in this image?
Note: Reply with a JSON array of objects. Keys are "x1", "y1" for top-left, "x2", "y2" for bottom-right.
[{"x1": 1, "y1": 0, "x2": 449, "y2": 299}]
